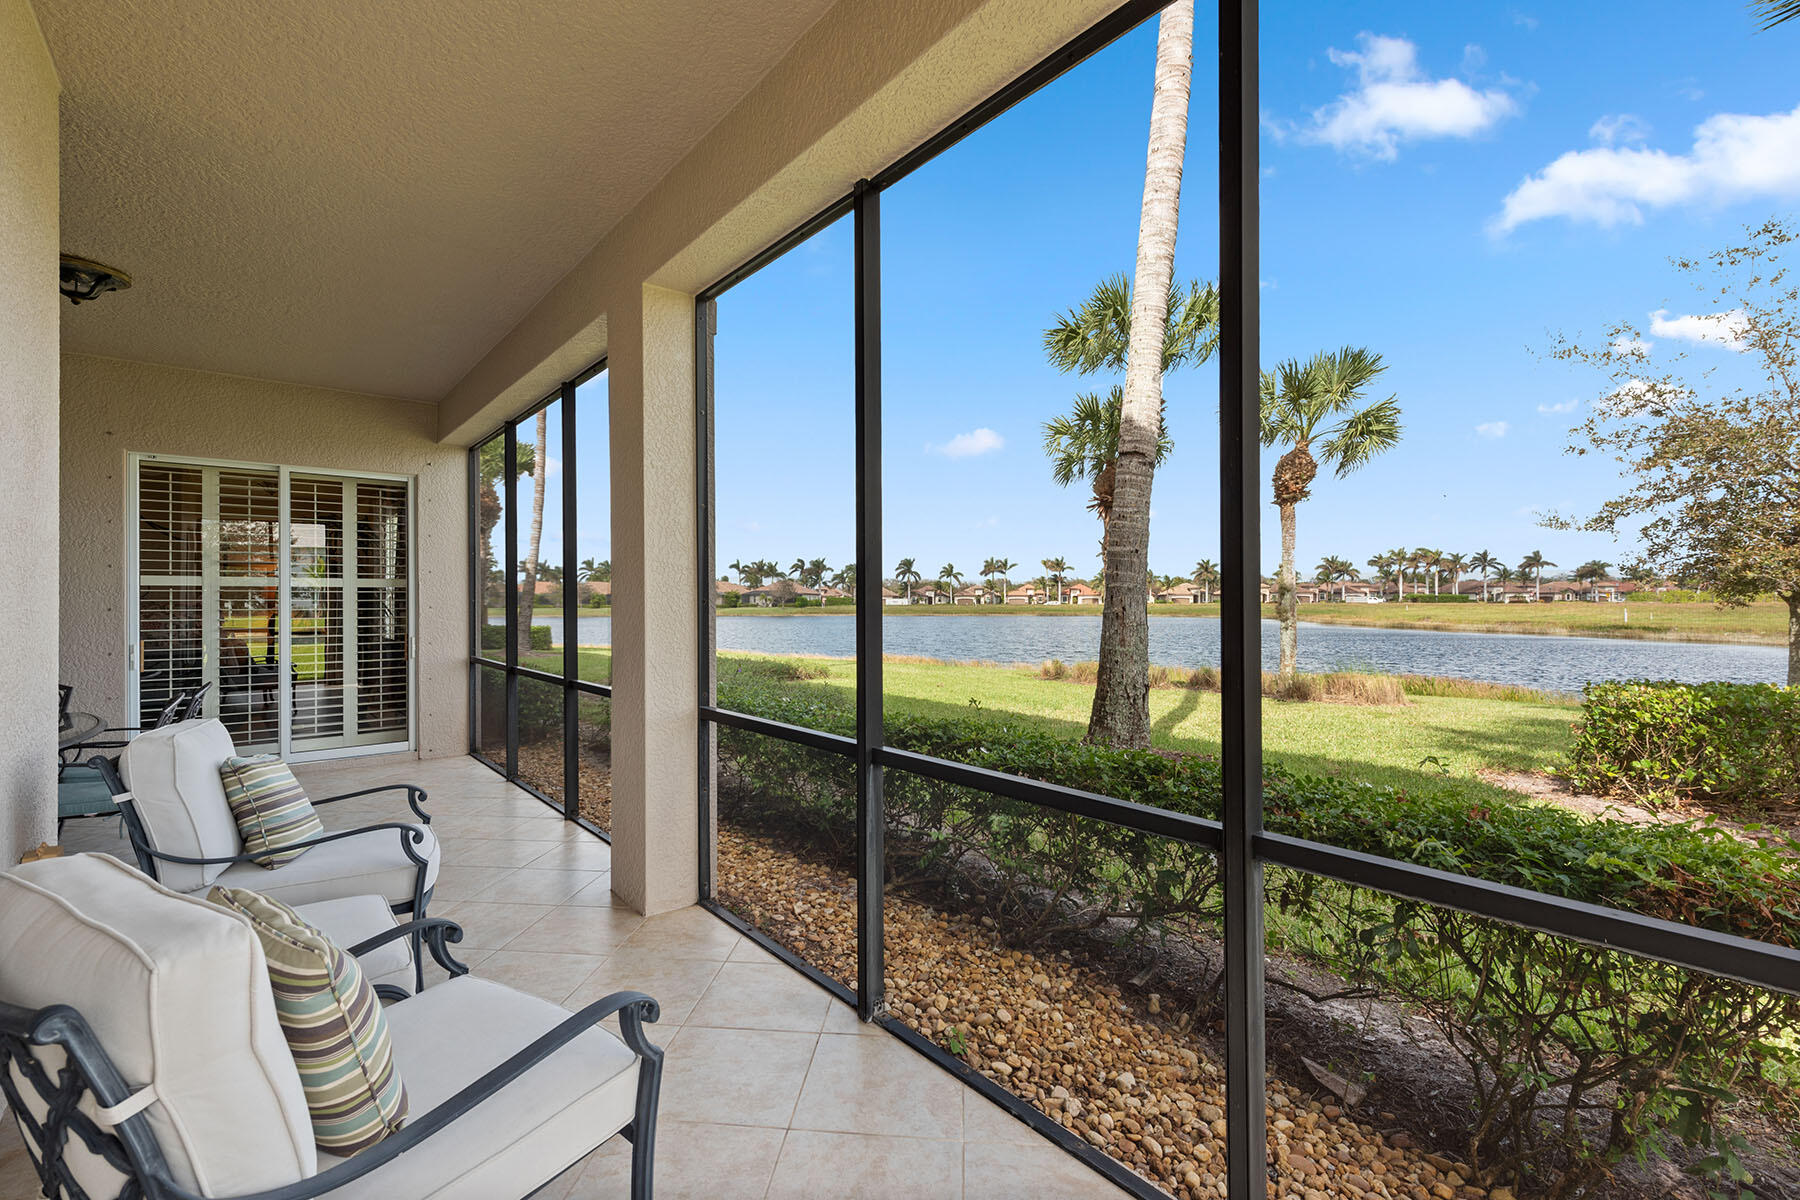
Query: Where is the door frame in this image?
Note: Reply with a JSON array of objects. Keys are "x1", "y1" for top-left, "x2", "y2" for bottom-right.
[{"x1": 124, "y1": 451, "x2": 418, "y2": 761}]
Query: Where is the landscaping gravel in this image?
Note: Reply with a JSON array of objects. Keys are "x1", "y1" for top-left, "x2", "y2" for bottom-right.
[{"x1": 718, "y1": 825, "x2": 1493, "y2": 1200}]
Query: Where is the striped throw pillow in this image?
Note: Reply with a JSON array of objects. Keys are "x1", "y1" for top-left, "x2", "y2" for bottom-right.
[
  {"x1": 219, "y1": 754, "x2": 324, "y2": 867},
  {"x1": 209, "y1": 886, "x2": 409, "y2": 1155}
]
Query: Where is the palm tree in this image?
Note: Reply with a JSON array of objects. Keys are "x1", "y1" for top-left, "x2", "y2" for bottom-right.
[
  {"x1": 1575, "y1": 559, "x2": 1612, "y2": 584},
  {"x1": 806, "y1": 557, "x2": 830, "y2": 589},
  {"x1": 894, "y1": 557, "x2": 922, "y2": 604},
  {"x1": 1754, "y1": 2, "x2": 1800, "y2": 30},
  {"x1": 1443, "y1": 552, "x2": 1467, "y2": 598},
  {"x1": 725, "y1": 558, "x2": 743, "y2": 584},
  {"x1": 1033, "y1": 1, "x2": 1197, "y2": 746},
  {"x1": 1384, "y1": 546, "x2": 1411, "y2": 596},
  {"x1": 517, "y1": 410, "x2": 549, "y2": 658},
  {"x1": 938, "y1": 563, "x2": 962, "y2": 605},
  {"x1": 1192, "y1": 558, "x2": 1219, "y2": 603},
  {"x1": 1042, "y1": 390, "x2": 1176, "y2": 536},
  {"x1": 994, "y1": 557, "x2": 1016, "y2": 603},
  {"x1": 1262, "y1": 348, "x2": 1403, "y2": 681},
  {"x1": 1368, "y1": 553, "x2": 1396, "y2": 597},
  {"x1": 1469, "y1": 550, "x2": 1498, "y2": 601},
  {"x1": 1520, "y1": 550, "x2": 1555, "y2": 602},
  {"x1": 1042, "y1": 556, "x2": 1070, "y2": 603},
  {"x1": 1494, "y1": 562, "x2": 1515, "y2": 598},
  {"x1": 788, "y1": 558, "x2": 805, "y2": 581}
]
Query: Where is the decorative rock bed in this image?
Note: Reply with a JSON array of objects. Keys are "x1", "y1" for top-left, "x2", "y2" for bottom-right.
[{"x1": 717, "y1": 826, "x2": 1490, "y2": 1200}]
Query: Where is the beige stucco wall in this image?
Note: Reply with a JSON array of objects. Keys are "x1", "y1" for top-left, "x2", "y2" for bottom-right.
[
  {"x1": 0, "y1": 0, "x2": 59, "y2": 866},
  {"x1": 59, "y1": 353, "x2": 468, "y2": 759}
]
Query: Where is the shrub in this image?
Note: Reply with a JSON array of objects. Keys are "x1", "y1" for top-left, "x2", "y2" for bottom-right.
[
  {"x1": 713, "y1": 680, "x2": 1800, "y2": 1196},
  {"x1": 1393, "y1": 593, "x2": 1473, "y2": 603},
  {"x1": 479, "y1": 623, "x2": 552, "y2": 652},
  {"x1": 1565, "y1": 680, "x2": 1800, "y2": 809}
]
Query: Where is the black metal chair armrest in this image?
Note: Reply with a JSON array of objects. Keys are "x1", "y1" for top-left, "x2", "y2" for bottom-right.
[
  {"x1": 314, "y1": 783, "x2": 431, "y2": 823},
  {"x1": 5, "y1": 992, "x2": 663, "y2": 1200},
  {"x1": 347, "y1": 918, "x2": 468, "y2": 979},
  {"x1": 127, "y1": 822, "x2": 431, "y2": 870}
]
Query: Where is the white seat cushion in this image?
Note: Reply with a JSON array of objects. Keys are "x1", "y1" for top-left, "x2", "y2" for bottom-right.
[
  {"x1": 320, "y1": 977, "x2": 642, "y2": 1200},
  {"x1": 0, "y1": 854, "x2": 316, "y2": 1197},
  {"x1": 209, "y1": 822, "x2": 440, "y2": 910},
  {"x1": 119, "y1": 718, "x2": 244, "y2": 893},
  {"x1": 293, "y1": 894, "x2": 412, "y2": 985}
]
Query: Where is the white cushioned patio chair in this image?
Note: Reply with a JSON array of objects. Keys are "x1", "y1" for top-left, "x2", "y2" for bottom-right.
[
  {"x1": 89, "y1": 719, "x2": 441, "y2": 989},
  {"x1": 0, "y1": 854, "x2": 663, "y2": 1200}
]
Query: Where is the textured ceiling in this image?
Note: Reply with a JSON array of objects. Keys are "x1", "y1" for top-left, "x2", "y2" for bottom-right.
[{"x1": 40, "y1": 0, "x2": 836, "y2": 400}]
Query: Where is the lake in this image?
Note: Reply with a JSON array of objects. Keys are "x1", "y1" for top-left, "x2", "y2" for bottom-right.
[{"x1": 504, "y1": 613, "x2": 1788, "y2": 693}]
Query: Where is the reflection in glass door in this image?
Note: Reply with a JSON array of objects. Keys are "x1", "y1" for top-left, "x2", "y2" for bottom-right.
[{"x1": 130, "y1": 456, "x2": 414, "y2": 759}]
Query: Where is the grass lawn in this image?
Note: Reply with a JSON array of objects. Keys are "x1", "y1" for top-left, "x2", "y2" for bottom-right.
[
  {"x1": 521, "y1": 643, "x2": 1576, "y2": 808},
  {"x1": 717, "y1": 651, "x2": 1576, "y2": 809}
]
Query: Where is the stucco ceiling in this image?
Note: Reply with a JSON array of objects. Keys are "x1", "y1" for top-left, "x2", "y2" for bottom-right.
[{"x1": 40, "y1": 0, "x2": 837, "y2": 401}]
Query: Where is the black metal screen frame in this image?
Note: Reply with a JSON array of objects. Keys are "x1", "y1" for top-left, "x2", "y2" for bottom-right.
[
  {"x1": 467, "y1": 358, "x2": 612, "y2": 840},
  {"x1": 678, "y1": 3, "x2": 1800, "y2": 1197}
]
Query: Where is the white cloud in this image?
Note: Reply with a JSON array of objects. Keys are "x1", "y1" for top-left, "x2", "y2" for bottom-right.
[
  {"x1": 1475, "y1": 420, "x2": 1510, "y2": 438},
  {"x1": 932, "y1": 427, "x2": 1005, "y2": 458},
  {"x1": 1647, "y1": 308, "x2": 1748, "y2": 350},
  {"x1": 1537, "y1": 398, "x2": 1580, "y2": 414},
  {"x1": 1494, "y1": 103, "x2": 1800, "y2": 232},
  {"x1": 1509, "y1": 9, "x2": 1539, "y2": 30},
  {"x1": 1297, "y1": 34, "x2": 1518, "y2": 160},
  {"x1": 1588, "y1": 113, "x2": 1650, "y2": 146}
]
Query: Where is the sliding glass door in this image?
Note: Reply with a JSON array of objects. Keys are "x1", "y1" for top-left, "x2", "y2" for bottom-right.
[{"x1": 129, "y1": 454, "x2": 415, "y2": 759}]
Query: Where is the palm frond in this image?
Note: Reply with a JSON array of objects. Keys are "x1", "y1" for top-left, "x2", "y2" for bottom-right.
[
  {"x1": 1322, "y1": 395, "x2": 1404, "y2": 477},
  {"x1": 1753, "y1": 0, "x2": 1800, "y2": 29}
]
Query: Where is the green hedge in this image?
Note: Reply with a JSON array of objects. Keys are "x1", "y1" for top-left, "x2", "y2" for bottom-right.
[
  {"x1": 1391, "y1": 593, "x2": 1473, "y2": 603},
  {"x1": 1566, "y1": 680, "x2": 1800, "y2": 809},
  {"x1": 714, "y1": 675, "x2": 1799, "y2": 1194},
  {"x1": 480, "y1": 623, "x2": 552, "y2": 652}
]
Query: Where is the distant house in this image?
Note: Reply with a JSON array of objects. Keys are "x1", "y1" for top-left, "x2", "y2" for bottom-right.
[
  {"x1": 1257, "y1": 583, "x2": 1320, "y2": 604},
  {"x1": 880, "y1": 586, "x2": 899, "y2": 601},
  {"x1": 953, "y1": 585, "x2": 985, "y2": 605},
  {"x1": 1064, "y1": 582, "x2": 1101, "y2": 605},
  {"x1": 1154, "y1": 582, "x2": 1201, "y2": 604},
  {"x1": 714, "y1": 579, "x2": 745, "y2": 597},
  {"x1": 1004, "y1": 583, "x2": 1044, "y2": 605},
  {"x1": 908, "y1": 585, "x2": 945, "y2": 605}
]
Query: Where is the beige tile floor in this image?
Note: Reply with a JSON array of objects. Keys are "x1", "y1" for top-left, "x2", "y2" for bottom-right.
[{"x1": 18, "y1": 752, "x2": 1132, "y2": 1200}]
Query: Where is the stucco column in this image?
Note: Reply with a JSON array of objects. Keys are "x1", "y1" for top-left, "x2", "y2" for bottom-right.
[
  {"x1": 608, "y1": 283, "x2": 699, "y2": 915},
  {"x1": 0, "y1": 0, "x2": 59, "y2": 866}
]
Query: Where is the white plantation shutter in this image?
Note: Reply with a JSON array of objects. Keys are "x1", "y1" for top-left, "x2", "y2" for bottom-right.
[{"x1": 131, "y1": 458, "x2": 412, "y2": 757}]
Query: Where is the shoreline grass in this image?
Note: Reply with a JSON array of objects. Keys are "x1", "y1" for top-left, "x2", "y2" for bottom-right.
[{"x1": 705, "y1": 599, "x2": 1789, "y2": 647}]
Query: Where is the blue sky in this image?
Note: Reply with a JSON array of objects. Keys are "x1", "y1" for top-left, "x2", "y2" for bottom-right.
[{"x1": 564, "y1": 3, "x2": 1798, "y2": 589}]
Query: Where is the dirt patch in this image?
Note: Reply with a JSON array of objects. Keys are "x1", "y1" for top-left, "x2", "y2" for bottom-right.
[{"x1": 1480, "y1": 769, "x2": 1800, "y2": 843}]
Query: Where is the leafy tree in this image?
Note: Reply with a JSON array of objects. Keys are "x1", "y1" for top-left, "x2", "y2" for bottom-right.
[
  {"x1": 769, "y1": 578, "x2": 798, "y2": 607},
  {"x1": 1546, "y1": 218, "x2": 1800, "y2": 681},
  {"x1": 1261, "y1": 348, "x2": 1403, "y2": 681},
  {"x1": 895, "y1": 557, "x2": 922, "y2": 604},
  {"x1": 475, "y1": 438, "x2": 534, "y2": 614},
  {"x1": 1042, "y1": 556, "x2": 1070, "y2": 603}
]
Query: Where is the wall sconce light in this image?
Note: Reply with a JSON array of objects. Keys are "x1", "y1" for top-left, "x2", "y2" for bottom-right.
[{"x1": 60, "y1": 254, "x2": 132, "y2": 304}]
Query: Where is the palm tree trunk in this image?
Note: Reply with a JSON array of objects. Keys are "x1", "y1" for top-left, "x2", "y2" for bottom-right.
[
  {"x1": 1089, "y1": 0, "x2": 1192, "y2": 749},
  {"x1": 1785, "y1": 591, "x2": 1799, "y2": 686},
  {"x1": 1278, "y1": 503, "x2": 1299, "y2": 680},
  {"x1": 517, "y1": 411, "x2": 548, "y2": 658}
]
